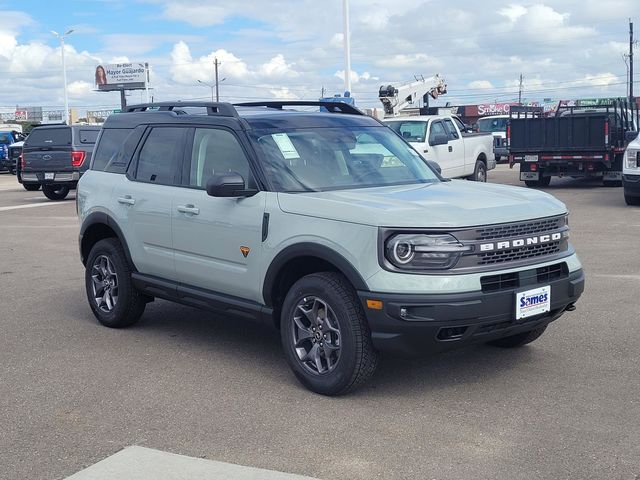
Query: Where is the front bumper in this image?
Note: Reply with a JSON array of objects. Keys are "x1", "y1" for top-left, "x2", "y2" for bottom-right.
[
  {"x1": 623, "y1": 174, "x2": 640, "y2": 197},
  {"x1": 358, "y1": 268, "x2": 584, "y2": 355}
]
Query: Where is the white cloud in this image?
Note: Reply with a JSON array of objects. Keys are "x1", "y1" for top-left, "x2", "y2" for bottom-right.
[
  {"x1": 334, "y1": 70, "x2": 373, "y2": 84},
  {"x1": 373, "y1": 53, "x2": 441, "y2": 69},
  {"x1": 468, "y1": 80, "x2": 493, "y2": 89},
  {"x1": 259, "y1": 54, "x2": 299, "y2": 78},
  {"x1": 498, "y1": 5, "x2": 527, "y2": 22},
  {"x1": 170, "y1": 41, "x2": 249, "y2": 85},
  {"x1": 268, "y1": 87, "x2": 298, "y2": 99}
]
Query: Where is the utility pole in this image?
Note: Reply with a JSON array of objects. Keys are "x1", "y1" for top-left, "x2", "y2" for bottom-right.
[
  {"x1": 51, "y1": 29, "x2": 74, "y2": 124},
  {"x1": 214, "y1": 57, "x2": 220, "y2": 102},
  {"x1": 518, "y1": 74, "x2": 524, "y2": 105},
  {"x1": 321, "y1": 86, "x2": 326, "y2": 98},
  {"x1": 343, "y1": 0, "x2": 352, "y2": 94},
  {"x1": 629, "y1": 19, "x2": 634, "y2": 101}
]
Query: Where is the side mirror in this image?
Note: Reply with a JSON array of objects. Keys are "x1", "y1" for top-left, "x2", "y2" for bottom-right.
[
  {"x1": 206, "y1": 173, "x2": 257, "y2": 197},
  {"x1": 427, "y1": 160, "x2": 441, "y2": 174},
  {"x1": 429, "y1": 133, "x2": 449, "y2": 146},
  {"x1": 625, "y1": 131, "x2": 639, "y2": 142}
]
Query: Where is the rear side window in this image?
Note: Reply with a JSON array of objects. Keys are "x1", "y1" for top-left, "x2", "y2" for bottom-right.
[
  {"x1": 92, "y1": 129, "x2": 132, "y2": 173},
  {"x1": 78, "y1": 129, "x2": 99, "y2": 144},
  {"x1": 25, "y1": 128, "x2": 71, "y2": 147},
  {"x1": 135, "y1": 127, "x2": 187, "y2": 185}
]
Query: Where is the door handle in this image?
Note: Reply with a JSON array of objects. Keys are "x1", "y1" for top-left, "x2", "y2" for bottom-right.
[
  {"x1": 448, "y1": 146, "x2": 453, "y2": 152},
  {"x1": 117, "y1": 195, "x2": 135, "y2": 205},
  {"x1": 177, "y1": 204, "x2": 200, "y2": 215}
]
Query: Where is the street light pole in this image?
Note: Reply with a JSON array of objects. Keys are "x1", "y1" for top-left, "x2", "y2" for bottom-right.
[{"x1": 52, "y1": 29, "x2": 74, "y2": 125}]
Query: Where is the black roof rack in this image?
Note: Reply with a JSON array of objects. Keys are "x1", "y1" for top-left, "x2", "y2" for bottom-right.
[
  {"x1": 235, "y1": 101, "x2": 364, "y2": 116},
  {"x1": 123, "y1": 101, "x2": 239, "y2": 118}
]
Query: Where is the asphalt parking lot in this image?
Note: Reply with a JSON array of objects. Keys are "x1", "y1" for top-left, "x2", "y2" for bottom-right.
[{"x1": 1, "y1": 166, "x2": 639, "y2": 480}]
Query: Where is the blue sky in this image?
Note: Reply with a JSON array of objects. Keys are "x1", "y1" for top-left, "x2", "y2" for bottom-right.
[{"x1": 0, "y1": 0, "x2": 637, "y2": 111}]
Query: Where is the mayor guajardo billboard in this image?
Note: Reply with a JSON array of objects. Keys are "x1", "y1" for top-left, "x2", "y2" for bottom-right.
[{"x1": 95, "y1": 63, "x2": 148, "y2": 91}]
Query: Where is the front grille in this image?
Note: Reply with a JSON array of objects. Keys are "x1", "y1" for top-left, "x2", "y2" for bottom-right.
[
  {"x1": 481, "y1": 272, "x2": 519, "y2": 292},
  {"x1": 536, "y1": 262, "x2": 568, "y2": 283},
  {"x1": 476, "y1": 216, "x2": 565, "y2": 241},
  {"x1": 477, "y1": 241, "x2": 562, "y2": 265}
]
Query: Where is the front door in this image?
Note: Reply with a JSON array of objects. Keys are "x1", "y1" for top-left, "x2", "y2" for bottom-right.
[
  {"x1": 427, "y1": 120, "x2": 456, "y2": 176},
  {"x1": 172, "y1": 127, "x2": 266, "y2": 303}
]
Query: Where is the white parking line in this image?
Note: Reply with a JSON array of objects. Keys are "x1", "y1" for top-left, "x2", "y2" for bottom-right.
[
  {"x1": 65, "y1": 446, "x2": 318, "y2": 480},
  {"x1": 0, "y1": 202, "x2": 70, "y2": 212}
]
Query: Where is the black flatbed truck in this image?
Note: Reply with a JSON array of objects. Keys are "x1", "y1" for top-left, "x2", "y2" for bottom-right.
[{"x1": 507, "y1": 101, "x2": 638, "y2": 188}]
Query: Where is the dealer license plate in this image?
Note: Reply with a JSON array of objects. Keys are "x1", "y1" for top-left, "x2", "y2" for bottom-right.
[
  {"x1": 515, "y1": 285, "x2": 551, "y2": 320},
  {"x1": 44, "y1": 172, "x2": 54, "y2": 180},
  {"x1": 520, "y1": 172, "x2": 539, "y2": 181},
  {"x1": 524, "y1": 155, "x2": 538, "y2": 162}
]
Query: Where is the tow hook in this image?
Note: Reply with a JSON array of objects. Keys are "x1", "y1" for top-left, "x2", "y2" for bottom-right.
[{"x1": 565, "y1": 303, "x2": 576, "y2": 312}]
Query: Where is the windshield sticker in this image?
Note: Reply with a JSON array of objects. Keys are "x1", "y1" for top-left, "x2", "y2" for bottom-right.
[{"x1": 271, "y1": 133, "x2": 300, "y2": 159}]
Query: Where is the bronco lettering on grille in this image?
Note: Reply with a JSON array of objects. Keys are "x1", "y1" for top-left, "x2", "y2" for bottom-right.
[{"x1": 479, "y1": 232, "x2": 563, "y2": 252}]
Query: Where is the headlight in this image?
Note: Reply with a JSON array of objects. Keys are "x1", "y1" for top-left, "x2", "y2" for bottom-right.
[
  {"x1": 626, "y1": 149, "x2": 640, "y2": 170},
  {"x1": 385, "y1": 233, "x2": 471, "y2": 270}
]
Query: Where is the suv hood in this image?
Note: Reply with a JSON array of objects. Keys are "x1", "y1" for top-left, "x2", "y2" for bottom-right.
[{"x1": 277, "y1": 180, "x2": 566, "y2": 228}]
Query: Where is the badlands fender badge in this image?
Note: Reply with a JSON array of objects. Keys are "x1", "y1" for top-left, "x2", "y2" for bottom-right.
[{"x1": 240, "y1": 246, "x2": 250, "y2": 258}]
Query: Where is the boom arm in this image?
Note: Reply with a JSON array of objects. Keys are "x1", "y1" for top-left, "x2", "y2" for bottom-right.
[{"x1": 378, "y1": 74, "x2": 447, "y2": 117}]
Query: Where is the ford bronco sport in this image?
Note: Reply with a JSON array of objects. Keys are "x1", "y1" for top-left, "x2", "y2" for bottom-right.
[{"x1": 77, "y1": 101, "x2": 584, "y2": 395}]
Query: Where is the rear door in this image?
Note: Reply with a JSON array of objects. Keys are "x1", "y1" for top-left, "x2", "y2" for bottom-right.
[
  {"x1": 23, "y1": 127, "x2": 73, "y2": 176},
  {"x1": 112, "y1": 126, "x2": 188, "y2": 281}
]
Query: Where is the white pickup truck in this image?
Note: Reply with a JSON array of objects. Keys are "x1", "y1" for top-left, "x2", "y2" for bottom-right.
[{"x1": 384, "y1": 115, "x2": 495, "y2": 181}]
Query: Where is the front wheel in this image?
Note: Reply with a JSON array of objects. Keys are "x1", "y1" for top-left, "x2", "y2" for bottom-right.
[
  {"x1": 625, "y1": 194, "x2": 640, "y2": 206},
  {"x1": 42, "y1": 185, "x2": 69, "y2": 200},
  {"x1": 470, "y1": 159, "x2": 487, "y2": 182},
  {"x1": 85, "y1": 238, "x2": 146, "y2": 328},
  {"x1": 487, "y1": 325, "x2": 547, "y2": 348},
  {"x1": 23, "y1": 183, "x2": 40, "y2": 191},
  {"x1": 280, "y1": 272, "x2": 379, "y2": 396}
]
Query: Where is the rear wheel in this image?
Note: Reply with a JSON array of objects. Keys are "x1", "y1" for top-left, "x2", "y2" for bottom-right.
[
  {"x1": 603, "y1": 178, "x2": 622, "y2": 187},
  {"x1": 524, "y1": 174, "x2": 551, "y2": 188},
  {"x1": 280, "y1": 272, "x2": 379, "y2": 396},
  {"x1": 625, "y1": 194, "x2": 640, "y2": 206},
  {"x1": 470, "y1": 159, "x2": 487, "y2": 182},
  {"x1": 85, "y1": 238, "x2": 146, "y2": 328},
  {"x1": 42, "y1": 185, "x2": 69, "y2": 200},
  {"x1": 23, "y1": 183, "x2": 40, "y2": 191},
  {"x1": 488, "y1": 325, "x2": 547, "y2": 348}
]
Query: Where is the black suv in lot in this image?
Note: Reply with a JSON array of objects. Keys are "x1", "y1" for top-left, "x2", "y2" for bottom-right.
[{"x1": 22, "y1": 125, "x2": 100, "y2": 200}]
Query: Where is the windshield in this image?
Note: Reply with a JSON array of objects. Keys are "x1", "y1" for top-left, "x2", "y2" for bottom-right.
[
  {"x1": 385, "y1": 121, "x2": 428, "y2": 142},
  {"x1": 477, "y1": 117, "x2": 508, "y2": 133},
  {"x1": 0, "y1": 132, "x2": 13, "y2": 144},
  {"x1": 250, "y1": 126, "x2": 439, "y2": 192}
]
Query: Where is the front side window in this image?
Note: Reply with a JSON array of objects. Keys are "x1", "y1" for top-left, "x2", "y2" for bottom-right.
[
  {"x1": 188, "y1": 128, "x2": 251, "y2": 189},
  {"x1": 135, "y1": 127, "x2": 187, "y2": 185},
  {"x1": 250, "y1": 126, "x2": 438, "y2": 192},
  {"x1": 428, "y1": 121, "x2": 446, "y2": 144}
]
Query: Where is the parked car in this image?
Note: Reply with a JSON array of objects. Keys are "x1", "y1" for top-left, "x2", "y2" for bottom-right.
[
  {"x1": 21, "y1": 125, "x2": 100, "y2": 200},
  {"x1": 0, "y1": 130, "x2": 22, "y2": 173},
  {"x1": 384, "y1": 115, "x2": 495, "y2": 181},
  {"x1": 508, "y1": 102, "x2": 637, "y2": 188},
  {"x1": 623, "y1": 132, "x2": 640, "y2": 205},
  {"x1": 8, "y1": 141, "x2": 39, "y2": 190},
  {"x1": 476, "y1": 115, "x2": 509, "y2": 162},
  {"x1": 77, "y1": 101, "x2": 584, "y2": 395}
]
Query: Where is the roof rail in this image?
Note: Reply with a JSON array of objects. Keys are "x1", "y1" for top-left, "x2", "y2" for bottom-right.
[
  {"x1": 123, "y1": 101, "x2": 239, "y2": 118},
  {"x1": 235, "y1": 101, "x2": 364, "y2": 116}
]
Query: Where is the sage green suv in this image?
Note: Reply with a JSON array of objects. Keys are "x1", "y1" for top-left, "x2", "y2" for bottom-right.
[{"x1": 77, "y1": 101, "x2": 584, "y2": 395}]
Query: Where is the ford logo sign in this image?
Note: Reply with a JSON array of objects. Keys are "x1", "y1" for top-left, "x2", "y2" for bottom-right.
[{"x1": 43, "y1": 154, "x2": 52, "y2": 160}]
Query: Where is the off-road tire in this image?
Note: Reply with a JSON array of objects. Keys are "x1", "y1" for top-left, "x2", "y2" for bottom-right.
[
  {"x1": 487, "y1": 325, "x2": 547, "y2": 348},
  {"x1": 42, "y1": 185, "x2": 69, "y2": 200},
  {"x1": 280, "y1": 272, "x2": 379, "y2": 396},
  {"x1": 85, "y1": 238, "x2": 146, "y2": 328},
  {"x1": 23, "y1": 183, "x2": 40, "y2": 191}
]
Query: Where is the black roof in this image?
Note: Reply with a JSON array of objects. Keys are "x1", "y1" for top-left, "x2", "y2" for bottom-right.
[{"x1": 103, "y1": 101, "x2": 381, "y2": 130}]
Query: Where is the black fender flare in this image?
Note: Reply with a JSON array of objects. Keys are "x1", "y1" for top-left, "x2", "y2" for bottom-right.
[
  {"x1": 262, "y1": 242, "x2": 369, "y2": 306},
  {"x1": 79, "y1": 212, "x2": 136, "y2": 269}
]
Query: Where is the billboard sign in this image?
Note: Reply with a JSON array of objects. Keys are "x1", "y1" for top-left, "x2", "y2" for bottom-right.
[{"x1": 95, "y1": 63, "x2": 147, "y2": 91}]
